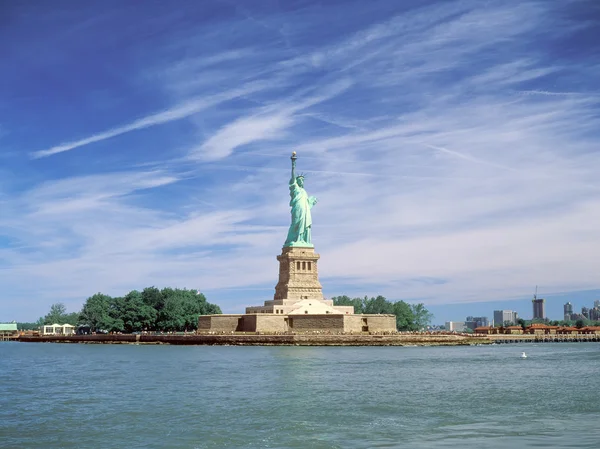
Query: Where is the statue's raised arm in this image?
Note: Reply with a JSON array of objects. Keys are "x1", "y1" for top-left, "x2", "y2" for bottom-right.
[
  {"x1": 284, "y1": 151, "x2": 316, "y2": 248},
  {"x1": 290, "y1": 151, "x2": 298, "y2": 185}
]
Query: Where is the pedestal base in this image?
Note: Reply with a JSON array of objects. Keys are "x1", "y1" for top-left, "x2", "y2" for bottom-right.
[
  {"x1": 273, "y1": 246, "x2": 323, "y2": 301},
  {"x1": 198, "y1": 313, "x2": 397, "y2": 334}
]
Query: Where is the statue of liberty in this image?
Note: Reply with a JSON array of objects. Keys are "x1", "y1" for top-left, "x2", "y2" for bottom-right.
[{"x1": 284, "y1": 152, "x2": 318, "y2": 247}]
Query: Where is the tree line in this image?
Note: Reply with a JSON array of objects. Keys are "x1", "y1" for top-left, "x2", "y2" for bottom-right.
[
  {"x1": 18, "y1": 287, "x2": 222, "y2": 333},
  {"x1": 17, "y1": 291, "x2": 430, "y2": 333},
  {"x1": 332, "y1": 295, "x2": 432, "y2": 331}
]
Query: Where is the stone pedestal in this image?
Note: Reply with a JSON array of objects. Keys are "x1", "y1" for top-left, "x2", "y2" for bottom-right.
[
  {"x1": 274, "y1": 246, "x2": 323, "y2": 301},
  {"x1": 245, "y1": 246, "x2": 352, "y2": 315},
  {"x1": 207, "y1": 247, "x2": 396, "y2": 332},
  {"x1": 246, "y1": 246, "x2": 354, "y2": 316}
]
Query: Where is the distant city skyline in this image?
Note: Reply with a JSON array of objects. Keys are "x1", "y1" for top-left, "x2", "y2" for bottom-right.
[{"x1": 430, "y1": 289, "x2": 600, "y2": 325}]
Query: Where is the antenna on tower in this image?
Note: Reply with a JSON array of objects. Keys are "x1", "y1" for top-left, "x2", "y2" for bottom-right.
[{"x1": 534, "y1": 285, "x2": 538, "y2": 301}]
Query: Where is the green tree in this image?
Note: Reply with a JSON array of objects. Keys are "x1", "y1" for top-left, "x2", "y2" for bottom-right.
[
  {"x1": 156, "y1": 288, "x2": 184, "y2": 331},
  {"x1": 332, "y1": 295, "x2": 365, "y2": 313},
  {"x1": 17, "y1": 322, "x2": 41, "y2": 331},
  {"x1": 575, "y1": 319, "x2": 585, "y2": 329},
  {"x1": 79, "y1": 286, "x2": 222, "y2": 333},
  {"x1": 44, "y1": 303, "x2": 67, "y2": 324},
  {"x1": 115, "y1": 290, "x2": 157, "y2": 333},
  {"x1": 180, "y1": 290, "x2": 217, "y2": 330},
  {"x1": 364, "y1": 295, "x2": 394, "y2": 314},
  {"x1": 80, "y1": 293, "x2": 114, "y2": 332},
  {"x1": 63, "y1": 312, "x2": 80, "y2": 326},
  {"x1": 157, "y1": 288, "x2": 221, "y2": 331},
  {"x1": 410, "y1": 303, "x2": 433, "y2": 330},
  {"x1": 393, "y1": 300, "x2": 415, "y2": 331},
  {"x1": 333, "y1": 294, "x2": 432, "y2": 331},
  {"x1": 141, "y1": 286, "x2": 164, "y2": 312}
]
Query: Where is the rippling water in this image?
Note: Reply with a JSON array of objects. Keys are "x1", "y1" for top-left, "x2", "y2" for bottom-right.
[{"x1": 1, "y1": 342, "x2": 599, "y2": 448}]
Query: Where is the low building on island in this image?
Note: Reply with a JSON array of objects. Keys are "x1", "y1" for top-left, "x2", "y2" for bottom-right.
[
  {"x1": 474, "y1": 324, "x2": 600, "y2": 336},
  {"x1": 556, "y1": 327, "x2": 579, "y2": 335},
  {"x1": 526, "y1": 324, "x2": 559, "y2": 335},
  {"x1": 1, "y1": 322, "x2": 18, "y2": 338},
  {"x1": 41, "y1": 323, "x2": 75, "y2": 336},
  {"x1": 198, "y1": 153, "x2": 396, "y2": 335}
]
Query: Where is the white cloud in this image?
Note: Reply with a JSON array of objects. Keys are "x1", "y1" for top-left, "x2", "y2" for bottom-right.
[
  {"x1": 2, "y1": 0, "x2": 599, "y2": 320},
  {"x1": 30, "y1": 81, "x2": 269, "y2": 159},
  {"x1": 189, "y1": 78, "x2": 353, "y2": 160},
  {"x1": 191, "y1": 114, "x2": 294, "y2": 161}
]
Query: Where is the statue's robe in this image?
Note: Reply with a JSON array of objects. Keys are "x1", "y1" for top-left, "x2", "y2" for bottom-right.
[{"x1": 284, "y1": 179, "x2": 312, "y2": 246}]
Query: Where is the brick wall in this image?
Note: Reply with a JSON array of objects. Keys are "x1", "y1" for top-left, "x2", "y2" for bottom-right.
[
  {"x1": 289, "y1": 314, "x2": 345, "y2": 331},
  {"x1": 254, "y1": 315, "x2": 287, "y2": 333},
  {"x1": 198, "y1": 315, "x2": 242, "y2": 332},
  {"x1": 343, "y1": 315, "x2": 364, "y2": 332},
  {"x1": 365, "y1": 315, "x2": 397, "y2": 332}
]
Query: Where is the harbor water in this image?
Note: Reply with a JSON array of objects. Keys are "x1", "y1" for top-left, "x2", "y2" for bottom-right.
[{"x1": 1, "y1": 342, "x2": 599, "y2": 448}]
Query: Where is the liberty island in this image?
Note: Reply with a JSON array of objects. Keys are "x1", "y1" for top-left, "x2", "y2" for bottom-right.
[
  {"x1": 15, "y1": 152, "x2": 494, "y2": 344},
  {"x1": 198, "y1": 152, "x2": 398, "y2": 334}
]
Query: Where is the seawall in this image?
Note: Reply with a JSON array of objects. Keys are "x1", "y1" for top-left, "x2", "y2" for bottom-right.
[
  {"x1": 17, "y1": 333, "x2": 491, "y2": 346},
  {"x1": 489, "y1": 334, "x2": 600, "y2": 343}
]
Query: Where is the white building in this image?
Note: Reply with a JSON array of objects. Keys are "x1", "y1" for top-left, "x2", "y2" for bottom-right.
[
  {"x1": 445, "y1": 321, "x2": 466, "y2": 332},
  {"x1": 41, "y1": 323, "x2": 75, "y2": 335},
  {"x1": 493, "y1": 310, "x2": 518, "y2": 326}
]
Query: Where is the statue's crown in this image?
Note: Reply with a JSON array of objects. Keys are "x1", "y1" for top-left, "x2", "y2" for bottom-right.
[{"x1": 297, "y1": 172, "x2": 305, "y2": 178}]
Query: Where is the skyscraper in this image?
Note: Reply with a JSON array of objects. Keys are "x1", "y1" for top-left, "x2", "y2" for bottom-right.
[
  {"x1": 493, "y1": 310, "x2": 517, "y2": 326},
  {"x1": 532, "y1": 298, "x2": 546, "y2": 320},
  {"x1": 465, "y1": 316, "x2": 489, "y2": 330},
  {"x1": 582, "y1": 307, "x2": 590, "y2": 319},
  {"x1": 564, "y1": 302, "x2": 573, "y2": 321}
]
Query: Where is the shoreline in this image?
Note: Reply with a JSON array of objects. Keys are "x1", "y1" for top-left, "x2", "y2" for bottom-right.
[{"x1": 16, "y1": 333, "x2": 492, "y2": 346}]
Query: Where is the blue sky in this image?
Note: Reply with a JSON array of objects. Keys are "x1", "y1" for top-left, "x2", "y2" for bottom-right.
[{"x1": 1, "y1": 0, "x2": 599, "y2": 323}]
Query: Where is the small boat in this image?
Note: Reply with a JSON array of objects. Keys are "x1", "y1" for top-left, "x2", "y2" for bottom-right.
[{"x1": 520, "y1": 352, "x2": 527, "y2": 359}]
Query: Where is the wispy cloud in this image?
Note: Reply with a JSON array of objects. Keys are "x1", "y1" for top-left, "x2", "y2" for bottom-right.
[
  {"x1": 189, "y1": 79, "x2": 353, "y2": 160},
  {"x1": 2, "y1": 0, "x2": 600, "y2": 321},
  {"x1": 190, "y1": 113, "x2": 293, "y2": 161},
  {"x1": 30, "y1": 81, "x2": 269, "y2": 159}
]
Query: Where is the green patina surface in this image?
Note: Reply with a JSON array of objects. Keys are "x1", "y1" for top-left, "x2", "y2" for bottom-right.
[{"x1": 284, "y1": 153, "x2": 317, "y2": 248}]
